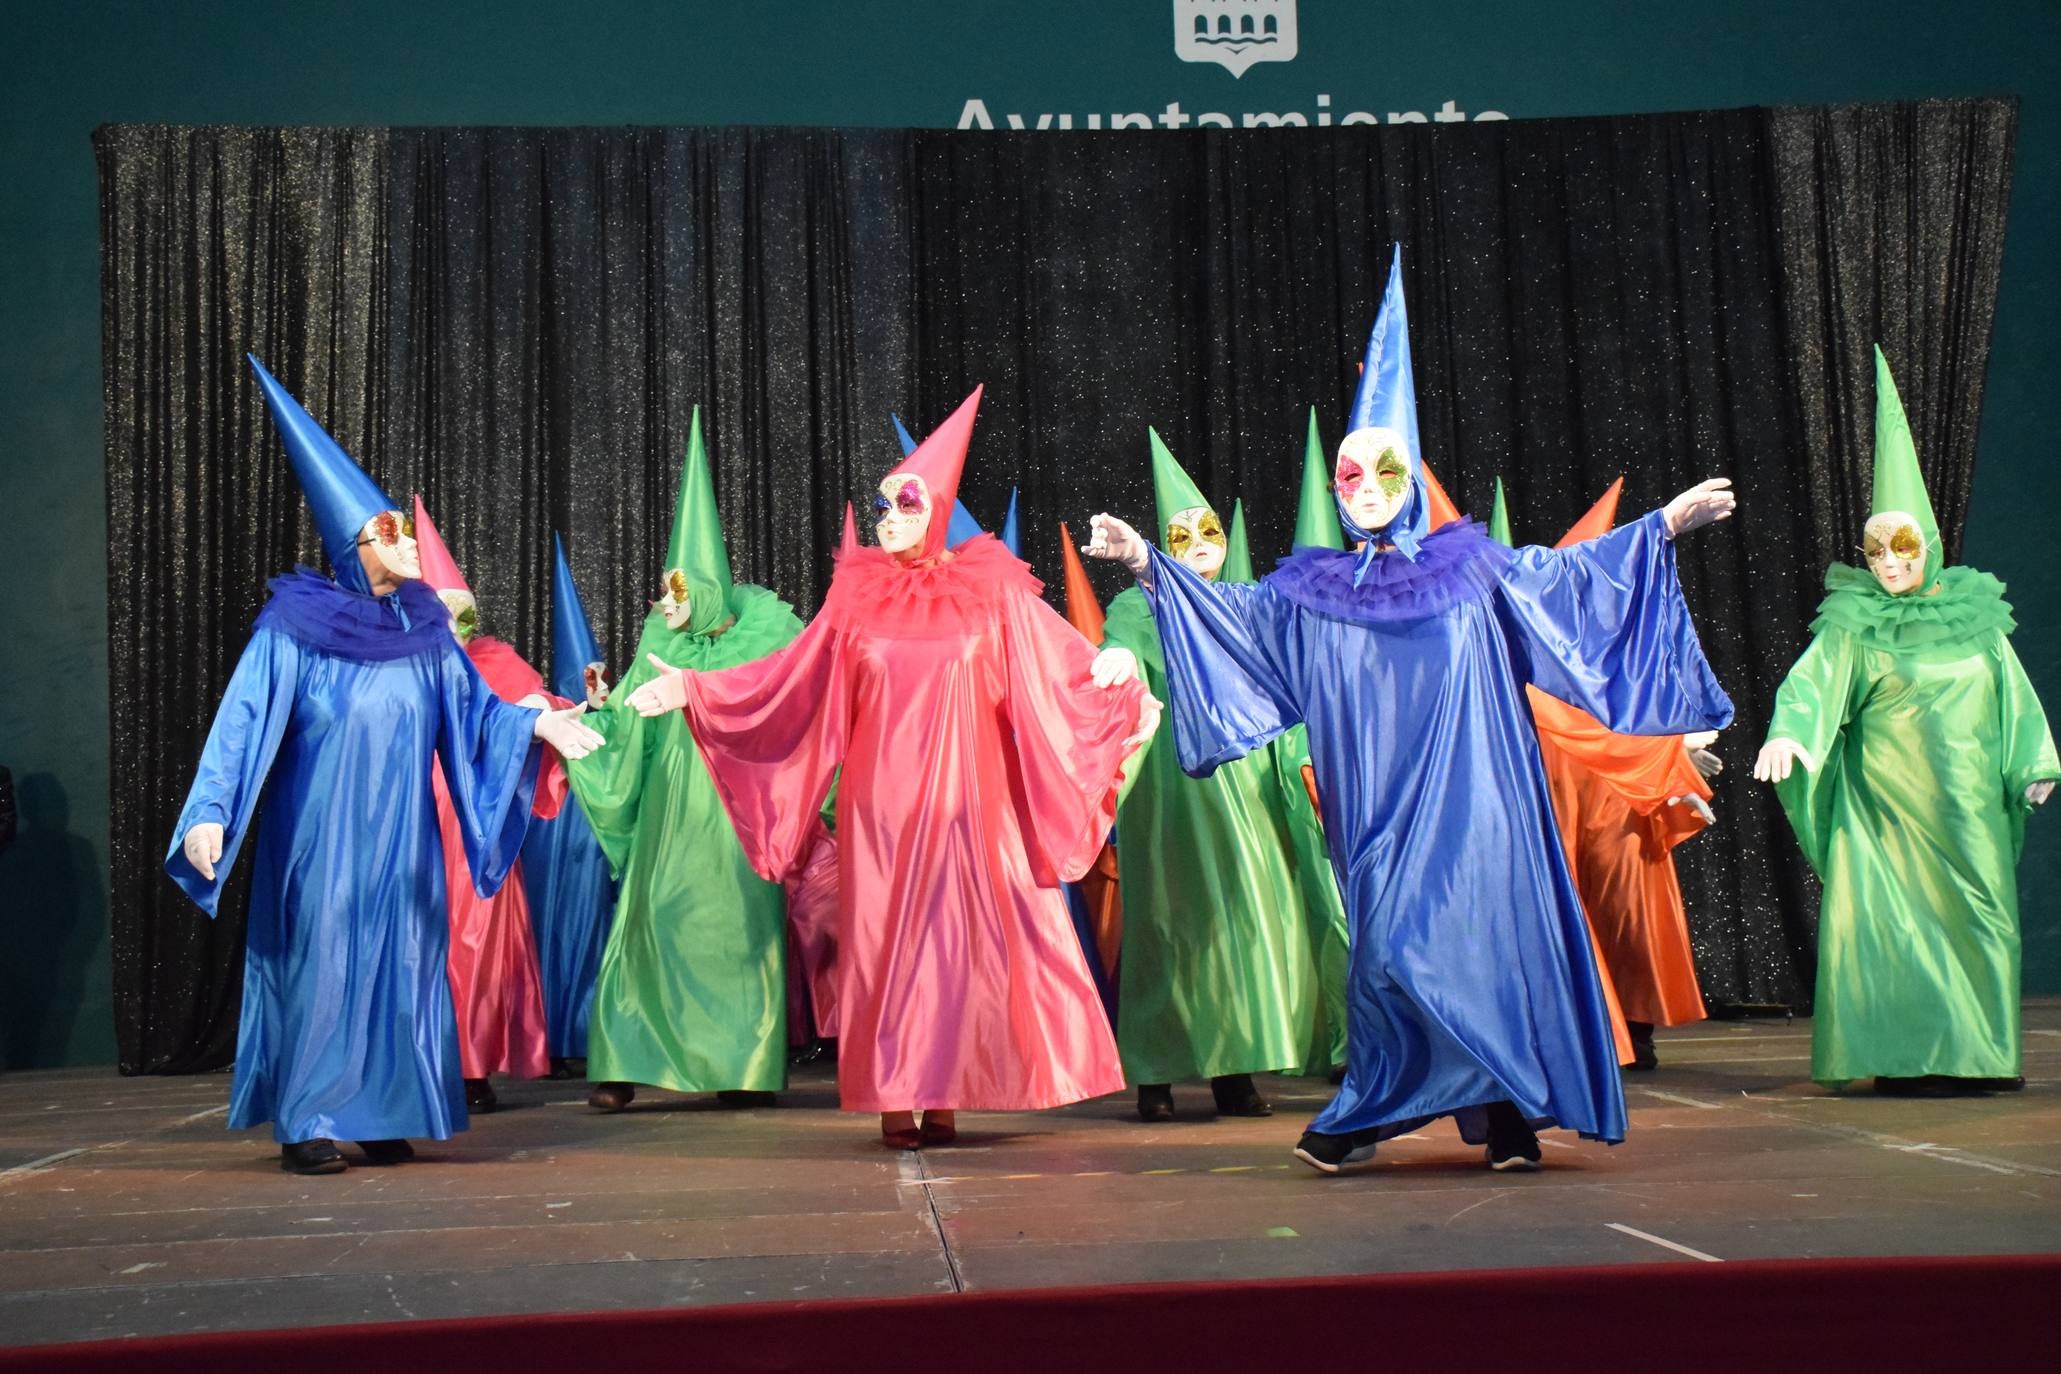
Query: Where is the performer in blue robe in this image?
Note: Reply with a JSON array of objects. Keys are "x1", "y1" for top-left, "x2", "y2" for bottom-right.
[
  {"x1": 521, "y1": 535, "x2": 621, "y2": 1075},
  {"x1": 1084, "y1": 250, "x2": 1736, "y2": 1172},
  {"x1": 166, "y1": 356, "x2": 601, "y2": 1175}
]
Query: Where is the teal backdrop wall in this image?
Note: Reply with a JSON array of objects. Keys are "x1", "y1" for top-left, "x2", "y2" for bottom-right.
[{"x1": 4, "y1": 1, "x2": 2058, "y2": 1068}]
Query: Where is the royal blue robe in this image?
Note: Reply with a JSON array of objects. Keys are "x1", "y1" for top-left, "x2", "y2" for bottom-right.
[
  {"x1": 1145, "y1": 514, "x2": 1731, "y2": 1147},
  {"x1": 520, "y1": 804, "x2": 617, "y2": 1058},
  {"x1": 165, "y1": 571, "x2": 542, "y2": 1143}
]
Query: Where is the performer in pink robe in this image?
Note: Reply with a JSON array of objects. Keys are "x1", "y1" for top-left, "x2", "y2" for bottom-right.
[
  {"x1": 417, "y1": 498, "x2": 565, "y2": 1110},
  {"x1": 624, "y1": 388, "x2": 1156, "y2": 1148}
]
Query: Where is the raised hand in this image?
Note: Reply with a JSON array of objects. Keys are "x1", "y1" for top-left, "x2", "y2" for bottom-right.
[
  {"x1": 534, "y1": 701, "x2": 605, "y2": 760},
  {"x1": 1662, "y1": 478, "x2": 1736, "y2": 538},
  {"x1": 1090, "y1": 646, "x2": 1141, "y2": 689},
  {"x1": 182, "y1": 821, "x2": 225, "y2": 881},
  {"x1": 2029, "y1": 779, "x2": 2056, "y2": 807},
  {"x1": 1124, "y1": 691, "x2": 1163, "y2": 750},
  {"x1": 625, "y1": 652, "x2": 688, "y2": 718},
  {"x1": 1082, "y1": 513, "x2": 1151, "y2": 574},
  {"x1": 1751, "y1": 737, "x2": 1814, "y2": 784}
]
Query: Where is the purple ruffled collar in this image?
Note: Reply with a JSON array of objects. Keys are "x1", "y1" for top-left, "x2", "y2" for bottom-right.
[
  {"x1": 253, "y1": 568, "x2": 457, "y2": 662},
  {"x1": 1266, "y1": 520, "x2": 1515, "y2": 624}
]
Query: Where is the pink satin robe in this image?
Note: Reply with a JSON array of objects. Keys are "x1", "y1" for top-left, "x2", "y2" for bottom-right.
[{"x1": 676, "y1": 537, "x2": 1142, "y2": 1112}]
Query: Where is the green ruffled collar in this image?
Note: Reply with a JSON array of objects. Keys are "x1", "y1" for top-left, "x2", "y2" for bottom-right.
[{"x1": 1810, "y1": 563, "x2": 2015, "y2": 652}]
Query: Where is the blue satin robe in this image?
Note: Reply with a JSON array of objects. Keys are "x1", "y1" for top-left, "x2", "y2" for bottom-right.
[
  {"x1": 520, "y1": 805, "x2": 618, "y2": 1058},
  {"x1": 166, "y1": 614, "x2": 541, "y2": 1143},
  {"x1": 1145, "y1": 513, "x2": 1732, "y2": 1146}
]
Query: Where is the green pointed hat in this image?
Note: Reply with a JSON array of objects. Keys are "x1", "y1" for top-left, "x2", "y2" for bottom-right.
[
  {"x1": 1869, "y1": 346, "x2": 1943, "y2": 586},
  {"x1": 1149, "y1": 427, "x2": 1213, "y2": 545},
  {"x1": 1293, "y1": 407, "x2": 1345, "y2": 550},
  {"x1": 662, "y1": 405, "x2": 735, "y2": 634},
  {"x1": 1221, "y1": 498, "x2": 1255, "y2": 583},
  {"x1": 1488, "y1": 476, "x2": 1513, "y2": 547}
]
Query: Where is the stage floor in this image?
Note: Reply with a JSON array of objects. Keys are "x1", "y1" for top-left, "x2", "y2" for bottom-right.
[{"x1": 3, "y1": 1005, "x2": 2058, "y2": 1348}]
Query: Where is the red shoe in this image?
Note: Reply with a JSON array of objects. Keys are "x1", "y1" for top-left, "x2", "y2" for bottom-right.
[
  {"x1": 881, "y1": 1111, "x2": 921, "y2": 1150},
  {"x1": 919, "y1": 1111, "x2": 957, "y2": 1147}
]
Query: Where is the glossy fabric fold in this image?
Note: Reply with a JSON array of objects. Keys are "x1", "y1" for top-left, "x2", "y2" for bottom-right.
[
  {"x1": 564, "y1": 588, "x2": 801, "y2": 1094},
  {"x1": 520, "y1": 802, "x2": 616, "y2": 1058},
  {"x1": 165, "y1": 578, "x2": 542, "y2": 1142},
  {"x1": 676, "y1": 538, "x2": 1139, "y2": 1112},
  {"x1": 1143, "y1": 514, "x2": 1731, "y2": 1148}
]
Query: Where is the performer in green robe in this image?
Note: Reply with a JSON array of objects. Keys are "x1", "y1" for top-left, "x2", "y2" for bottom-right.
[
  {"x1": 1755, "y1": 348, "x2": 2057, "y2": 1092},
  {"x1": 1091, "y1": 429, "x2": 1347, "y2": 1120},
  {"x1": 567, "y1": 409, "x2": 804, "y2": 1110}
]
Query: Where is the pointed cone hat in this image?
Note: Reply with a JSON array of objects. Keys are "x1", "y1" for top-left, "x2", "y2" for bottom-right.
[
  {"x1": 1870, "y1": 345, "x2": 1944, "y2": 586},
  {"x1": 887, "y1": 387, "x2": 981, "y2": 561},
  {"x1": 998, "y1": 489, "x2": 1022, "y2": 558},
  {"x1": 1555, "y1": 477, "x2": 1623, "y2": 550},
  {"x1": 1294, "y1": 407, "x2": 1345, "y2": 550},
  {"x1": 838, "y1": 501, "x2": 859, "y2": 557},
  {"x1": 549, "y1": 533, "x2": 606, "y2": 700},
  {"x1": 1149, "y1": 427, "x2": 1212, "y2": 544},
  {"x1": 1057, "y1": 521, "x2": 1106, "y2": 645},
  {"x1": 411, "y1": 495, "x2": 471, "y2": 596},
  {"x1": 1221, "y1": 498, "x2": 1256, "y2": 583},
  {"x1": 1340, "y1": 249, "x2": 1431, "y2": 559},
  {"x1": 899, "y1": 412, "x2": 985, "y2": 547},
  {"x1": 1487, "y1": 477, "x2": 1513, "y2": 547},
  {"x1": 664, "y1": 406, "x2": 735, "y2": 634},
  {"x1": 1418, "y1": 459, "x2": 1463, "y2": 530},
  {"x1": 248, "y1": 354, "x2": 398, "y2": 591}
]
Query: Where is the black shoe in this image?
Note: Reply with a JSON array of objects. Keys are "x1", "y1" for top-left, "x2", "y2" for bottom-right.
[
  {"x1": 1328, "y1": 1064, "x2": 1347, "y2": 1085},
  {"x1": 281, "y1": 1139, "x2": 348, "y2": 1175},
  {"x1": 716, "y1": 1090, "x2": 777, "y2": 1108},
  {"x1": 1627, "y1": 1021, "x2": 1659, "y2": 1072},
  {"x1": 357, "y1": 1139, "x2": 415, "y2": 1165},
  {"x1": 464, "y1": 1077, "x2": 499, "y2": 1113},
  {"x1": 588, "y1": 1081, "x2": 636, "y2": 1113},
  {"x1": 1292, "y1": 1128, "x2": 1381, "y2": 1174},
  {"x1": 548, "y1": 1057, "x2": 578, "y2": 1080},
  {"x1": 1484, "y1": 1100, "x2": 1543, "y2": 1172},
  {"x1": 1210, "y1": 1073, "x2": 1274, "y2": 1117},
  {"x1": 1136, "y1": 1084, "x2": 1175, "y2": 1122},
  {"x1": 1874, "y1": 1075, "x2": 1981, "y2": 1098},
  {"x1": 1978, "y1": 1076, "x2": 2027, "y2": 1093}
]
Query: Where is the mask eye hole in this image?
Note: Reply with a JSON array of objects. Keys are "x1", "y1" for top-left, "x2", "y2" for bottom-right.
[
  {"x1": 871, "y1": 494, "x2": 891, "y2": 516},
  {"x1": 895, "y1": 479, "x2": 926, "y2": 517},
  {"x1": 1166, "y1": 523, "x2": 1193, "y2": 556},
  {"x1": 1334, "y1": 460, "x2": 1364, "y2": 499},
  {"x1": 665, "y1": 570, "x2": 689, "y2": 602},
  {"x1": 1375, "y1": 449, "x2": 1408, "y2": 497},
  {"x1": 1197, "y1": 514, "x2": 1224, "y2": 544}
]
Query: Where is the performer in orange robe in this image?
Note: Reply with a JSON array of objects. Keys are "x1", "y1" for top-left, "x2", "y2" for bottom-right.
[
  {"x1": 624, "y1": 389, "x2": 1153, "y2": 1149},
  {"x1": 415, "y1": 498, "x2": 566, "y2": 1109},
  {"x1": 1521, "y1": 481, "x2": 1717, "y2": 1068},
  {"x1": 1059, "y1": 520, "x2": 1124, "y2": 981}
]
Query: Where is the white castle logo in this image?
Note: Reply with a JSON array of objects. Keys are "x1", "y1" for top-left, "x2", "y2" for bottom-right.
[{"x1": 1174, "y1": 0, "x2": 1299, "y2": 79}]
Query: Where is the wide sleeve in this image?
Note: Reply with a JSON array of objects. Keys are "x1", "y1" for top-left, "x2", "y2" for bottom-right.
[
  {"x1": 436, "y1": 646, "x2": 545, "y2": 899},
  {"x1": 1996, "y1": 636, "x2": 2059, "y2": 824},
  {"x1": 1497, "y1": 509, "x2": 1733, "y2": 736},
  {"x1": 562, "y1": 697, "x2": 652, "y2": 879},
  {"x1": 1098, "y1": 588, "x2": 1163, "y2": 806},
  {"x1": 1143, "y1": 546, "x2": 1301, "y2": 777},
  {"x1": 1764, "y1": 628, "x2": 1865, "y2": 876},
  {"x1": 163, "y1": 627, "x2": 304, "y2": 917},
  {"x1": 1525, "y1": 686, "x2": 1710, "y2": 815},
  {"x1": 472, "y1": 638, "x2": 569, "y2": 821},
  {"x1": 999, "y1": 584, "x2": 1148, "y2": 886},
  {"x1": 677, "y1": 614, "x2": 849, "y2": 883}
]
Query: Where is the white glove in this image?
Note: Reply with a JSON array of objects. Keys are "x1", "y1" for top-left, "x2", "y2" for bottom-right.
[
  {"x1": 2029, "y1": 780, "x2": 2056, "y2": 807},
  {"x1": 1669, "y1": 793, "x2": 1717, "y2": 825},
  {"x1": 182, "y1": 822, "x2": 225, "y2": 881},
  {"x1": 1661, "y1": 478, "x2": 1736, "y2": 538},
  {"x1": 534, "y1": 702, "x2": 604, "y2": 760},
  {"x1": 1082, "y1": 513, "x2": 1152, "y2": 575},
  {"x1": 625, "y1": 652, "x2": 689, "y2": 718},
  {"x1": 1091, "y1": 646, "x2": 1141, "y2": 689},
  {"x1": 1124, "y1": 691, "x2": 1163, "y2": 750},
  {"x1": 1752, "y1": 738, "x2": 1815, "y2": 784}
]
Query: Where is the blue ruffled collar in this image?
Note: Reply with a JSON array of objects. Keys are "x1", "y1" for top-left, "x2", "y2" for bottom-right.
[
  {"x1": 1265, "y1": 519, "x2": 1514, "y2": 624},
  {"x1": 253, "y1": 568, "x2": 457, "y2": 662}
]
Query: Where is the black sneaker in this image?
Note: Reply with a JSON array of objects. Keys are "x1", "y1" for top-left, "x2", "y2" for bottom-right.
[
  {"x1": 1627, "y1": 1021, "x2": 1659, "y2": 1072},
  {"x1": 1292, "y1": 1128, "x2": 1380, "y2": 1174},
  {"x1": 281, "y1": 1139, "x2": 348, "y2": 1175},
  {"x1": 1210, "y1": 1073, "x2": 1274, "y2": 1118},
  {"x1": 357, "y1": 1139, "x2": 415, "y2": 1166},
  {"x1": 464, "y1": 1077, "x2": 499, "y2": 1113},
  {"x1": 1136, "y1": 1084, "x2": 1175, "y2": 1122},
  {"x1": 1483, "y1": 1101, "x2": 1542, "y2": 1172},
  {"x1": 716, "y1": 1090, "x2": 777, "y2": 1108}
]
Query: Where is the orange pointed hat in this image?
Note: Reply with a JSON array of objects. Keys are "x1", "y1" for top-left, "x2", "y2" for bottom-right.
[
  {"x1": 1057, "y1": 521, "x2": 1106, "y2": 645},
  {"x1": 1417, "y1": 460, "x2": 1463, "y2": 530},
  {"x1": 884, "y1": 386, "x2": 982, "y2": 560},
  {"x1": 411, "y1": 495, "x2": 472, "y2": 599},
  {"x1": 1554, "y1": 477, "x2": 1623, "y2": 550}
]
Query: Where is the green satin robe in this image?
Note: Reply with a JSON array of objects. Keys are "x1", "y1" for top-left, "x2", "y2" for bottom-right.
[
  {"x1": 1102, "y1": 588, "x2": 1349, "y2": 1083},
  {"x1": 1768, "y1": 566, "x2": 2057, "y2": 1084},
  {"x1": 567, "y1": 586, "x2": 803, "y2": 1092}
]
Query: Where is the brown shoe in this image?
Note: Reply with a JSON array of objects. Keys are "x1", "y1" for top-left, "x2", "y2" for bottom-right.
[
  {"x1": 588, "y1": 1081, "x2": 636, "y2": 1113},
  {"x1": 919, "y1": 1110, "x2": 958, "y2": 1147}
]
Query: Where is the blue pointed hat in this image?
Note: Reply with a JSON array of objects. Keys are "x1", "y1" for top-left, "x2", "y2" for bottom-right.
[
  {"x1": 998, "y1": 488, "x2": 1021, "y2": 558},
  {"x1": 1338, "y1": 249, "x2": 1430, "y2": 567},
  {"x1": 548, "y1": 533, "x2": 606, "y2": 701},
  {"x1": 248, "y1": 355, "x2": 398, "y2": 591},
  {"x1": 894, "y1": 412, "x2": 985, "y2": 547}
]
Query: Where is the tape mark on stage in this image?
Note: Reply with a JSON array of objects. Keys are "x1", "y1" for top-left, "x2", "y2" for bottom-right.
[{"x1": 1606, "y1": 1222, "x2": 1722, "y2": 1262}]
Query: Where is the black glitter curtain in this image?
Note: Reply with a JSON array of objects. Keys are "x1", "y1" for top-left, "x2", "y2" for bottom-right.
[{"x1": 97, "y1": 101, "x2": 2015, "y2": 1074}]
